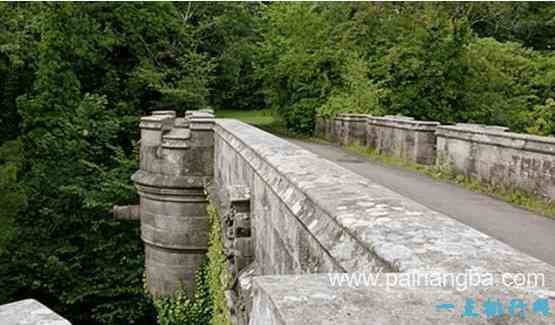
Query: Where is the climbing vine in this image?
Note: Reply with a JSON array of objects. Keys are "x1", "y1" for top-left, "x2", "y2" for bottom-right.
[
  {"x1": 153, "y1": 204, "x2": 231, "y2": 325},
  {"x1": 153, "y1": 262, "x2": 212, "y2": 325},
  {"x1": 207, "y1": 205, "x2": 233, "y2": 325}
]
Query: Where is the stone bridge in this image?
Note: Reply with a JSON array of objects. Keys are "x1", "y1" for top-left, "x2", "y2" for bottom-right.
[
  {"x1": 131, "y1": 111, "x2": 555, "y2": 324},
  {"x1": 5, "y1": 110, "x2": 555, "y2": 325}
]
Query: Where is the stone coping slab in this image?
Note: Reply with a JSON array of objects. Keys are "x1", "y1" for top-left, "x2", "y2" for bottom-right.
[
  {"x1": 251, "y1": 274, "x2": 555, "y2": 325},
  {"x1": 454, "y1": 123, "x2": 509, "y2": 132},
  {"x1": 436, "y1": 125, "x2": 555, "y2": 155},
  {"x1": 151, "y1": 110, "x2": 177, "y2": 117},
  {"x1": 139, "y1": 114, "x2": 175, "y2": 130},
  {"x1": 174, "y1": 110, "x2": 214, "y2": 130},
  {"x1": 214, "y1": 119, "x2": 555, "y2": 282},
  {"x1": 368, "y1": 116, "x2": 439, "y2": 131},
  {"x1": 335, "y1": 113, "x2": 369, "y2": 122},
  {"x1": 0, "y1": 299, "x2": 71, "y2": 325}
]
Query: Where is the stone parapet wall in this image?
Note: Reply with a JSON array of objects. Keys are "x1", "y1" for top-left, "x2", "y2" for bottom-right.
[
  {"x1": 367, "y1": 115, "x2": 439, "y2": 164},
  {"x1": 214, "y1": 119, "x2": 555, "y2": 324},
  {"x1": 215, "y1": 120, "x2": 555, "y2": 276},
  {"x1": 316, "y1": 114, "x2": 439, "y2": 164},
  {"x1": 316, "y1": 114, "x2": 555, "y2": 196},
  {"x1": 436, "y1": 124, "x2": 555, "y2": 199},
  {"x1": 314, "y1": 114, "x2": 335, "y2": 142},
  {"x1": 335, "y1": 113, "x2": 369, "y2": 145},
  {"x1": 316, "y1": 113, "x2": 369, "y2": 145},
  {"x1": 213, "y1": 120, "x2": 371, "y2": 275},
  {"x1": 250, "y1": 274, "x2": 555, "y2": 325}
]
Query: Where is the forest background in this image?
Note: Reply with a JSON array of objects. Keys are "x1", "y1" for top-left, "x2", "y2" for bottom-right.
[{"x1": 1, "y1": 3, "x2": 555, "y2": 324}]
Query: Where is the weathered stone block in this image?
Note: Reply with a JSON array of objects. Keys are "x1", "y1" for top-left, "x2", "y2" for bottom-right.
[
  {"x1": 436, "y1": 124, "x2": 555, "y2": 199},
  {"x1": 367, "y1": 115, "x2": 439, "y2": 165},
  {"x1": 334, "y1": 113, "x2": 369, "y2": 146},
  {"x1": 250, "y1": 274, "x2": 555, "y2": 325},
  {"x1": 0, "y1": 299, "x2": 71, "y2": 325},
  {"x1": 112, "y1": 204, "x2": 140, "y2": 220}
]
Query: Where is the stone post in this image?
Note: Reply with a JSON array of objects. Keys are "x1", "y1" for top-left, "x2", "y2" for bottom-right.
[{"x1": 132, "y1": 110, "x2": 214, "y2": 297}]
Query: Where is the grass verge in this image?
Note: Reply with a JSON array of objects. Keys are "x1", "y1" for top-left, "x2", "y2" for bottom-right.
[
  {"x1": 216, "y1": 109, "x2": 329, "y2": 144},
  {"x1": 216, "y1": 108, "x2": 277, "y2": 127},
  {"x1": 345, "y1": 143, "x2": 555, "y2": 219}
]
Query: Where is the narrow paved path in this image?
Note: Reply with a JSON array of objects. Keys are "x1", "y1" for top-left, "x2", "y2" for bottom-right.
[{"x1": 287, "y1": 138, "x2": 555, "y2": 267}]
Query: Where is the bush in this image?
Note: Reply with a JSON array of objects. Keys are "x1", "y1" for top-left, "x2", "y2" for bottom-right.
[
  {"x1": 527, "y1": 98, "x2": 555, "y2": 136},
  {"x1": 319, "y1": 55, "x2": 387, "y2": 118},
  {"x1": 256, "y1": 3, "x2": 347, "y2": 134},
  {"x1": 153, "y1": 263, "x2": 212, "y2": 325},
  {"x1": 284, "y1": 98, "x2": 319, "y2": 134},
  {"x1": 257, "y1": 3, "x2": 555, "y2": 136}
]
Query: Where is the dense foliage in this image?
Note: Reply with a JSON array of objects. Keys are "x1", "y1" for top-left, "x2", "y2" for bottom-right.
[
  {"x1": 257, "y1": 3, "x2": 555, "y2": 135},
  {"x1": 0, "y1": 3, "x2": 554, "y2": 324},
  {"x1": 0, "y1": 3, "x2": 257, "y2": 324}
]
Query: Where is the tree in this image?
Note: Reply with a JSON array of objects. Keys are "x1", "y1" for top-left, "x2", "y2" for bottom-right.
[{"x1": 0, "y1": 3, "x2": 215, "y2": 324}]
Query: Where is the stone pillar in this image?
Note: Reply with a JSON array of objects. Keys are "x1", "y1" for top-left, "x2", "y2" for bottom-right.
[{"x1": 132, "y1": 110, "x2": 214, "y2": 297}]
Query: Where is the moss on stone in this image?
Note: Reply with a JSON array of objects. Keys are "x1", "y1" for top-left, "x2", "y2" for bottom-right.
[{"x1": 207, "y1": 204, "x2": 233, "y2": 325}]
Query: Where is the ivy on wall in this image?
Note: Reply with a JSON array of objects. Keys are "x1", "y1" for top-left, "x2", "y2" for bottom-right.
[
  {"x1": 206, "y1": 205, "x2": 232, "y2": 325},
  {"x1": 153, "y1": 204, "x2": 232, "y2": 325},
  {"x1": 153, "y1": 264, "x2": 211, "y2": 325}
]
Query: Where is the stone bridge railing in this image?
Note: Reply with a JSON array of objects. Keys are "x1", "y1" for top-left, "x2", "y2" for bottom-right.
[
  {"x1": 133, "y1": 111, "x2": 555, "y2": 324},
  {"x1": 317, "y1": 113, "x2": 555, "y2": 200}
]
